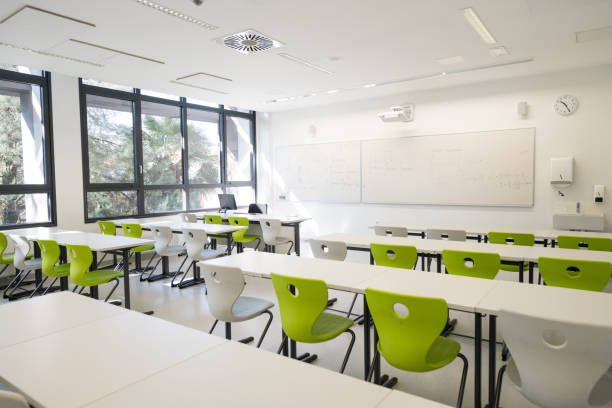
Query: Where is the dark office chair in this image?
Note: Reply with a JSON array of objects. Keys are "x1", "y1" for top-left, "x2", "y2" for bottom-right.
[{"x1": 248, "y1": 203, "x2": 267, "y2": 214}]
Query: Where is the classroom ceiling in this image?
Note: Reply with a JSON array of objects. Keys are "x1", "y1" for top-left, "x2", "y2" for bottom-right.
[{"x1": 0, "y1": 0, "x2": 611, "y2": 112}]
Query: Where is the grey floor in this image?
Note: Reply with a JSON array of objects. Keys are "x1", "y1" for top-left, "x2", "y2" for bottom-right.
[{"x1": 1, "y1": 245, "x2": 542, "y2": 408}]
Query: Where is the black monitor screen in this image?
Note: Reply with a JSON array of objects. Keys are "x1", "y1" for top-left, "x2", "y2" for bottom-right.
[{"x1": 218, "y1": 194, "x2": 238, "y2": 210}]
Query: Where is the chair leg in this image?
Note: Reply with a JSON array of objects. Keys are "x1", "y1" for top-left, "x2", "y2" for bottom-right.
[
  {"x1": 455, "y1": 352, "x2": 469, "y2": 408},
  {"x1": 367, "y1": 350, "x2": 380, "y2": 382},
  {"x1": 253, "y1": 238, "x2": 261, "y2": 251},
  {"x1": 494, "y1": 364, "x2": 507, "y2": 408},
  {"x1": 104, "y1": 278, "x2": 120, "y2": 302},
  {"x1": 42, "y1": 277, "x2": 58, "y2": 296},
  {"x1": 0, "y1": 263, "x2": 10, "y2": 278},
  {"x1": 276, "y1": 334, "x2": 288, "y2": 354},
  {"x1": 339, "y1": 328, "x2": 356, "y2": 374},
  {"x1": 6, "y1": 270, "x2": 31, "y2": 299},
  {"x1": 141, "y1": 256, "x2": 162, "y2": 282},
  {"x1": 346, "y1": 293, "x2": 358, "y2": 317},
  {"x1": 286, "y1": 240, "x2": 294, "y2": 255},
  {"x1": 256, "y1": 310, "x2": 274, "y2": 348},
  {"x1": 3, "y1": 269, "x2": 23, "y2": 298},
  {"x1": 72, "y1": 285, "x2": 79, "y2": 292},
  {"x1": 171, "y1": 256, "x2": 191, "y2": 287},
  {"x1": 209, "y1": 319, "x2": 219, "y2": 334},
  {"x1": 140, "y1": 253, "x2": 157, "y2": 280},
  {"x1": 29, "y1": 276, "x2": 48, "y2": 298}
]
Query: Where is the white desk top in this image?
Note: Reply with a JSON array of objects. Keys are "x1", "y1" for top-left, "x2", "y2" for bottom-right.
[
  {"x1": 9, "y1": 229, "x2": 155, "y2": 252},
  {"x1": 2, "y1": 227, "x2": 67, "y2": 236},
  {"x1": 377, "y1": 390, "x2": 452, "y2": 408},
  {"x1": 0, "y1": 292, "x2": 127, "y2": 350},
  {"x1": 196, "y1": 212, "x2": 311, "y2": 224},
  {"x1": 317, "y1": 233, "x2": 612, "y2": 264},
  {"x1": 201, "y1": 252, "x2": 496, "y2": 312},
  {"x1": 138, "y1": 220, "x2": 245, "y2": 234},
  {"x1": 86, "y1": 340, "x2": 393, "y2": 408}
]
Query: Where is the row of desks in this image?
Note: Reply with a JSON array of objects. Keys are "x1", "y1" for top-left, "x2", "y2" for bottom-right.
[
  {"x1": 0, "y1": 292, "x2": 449, "y2": 408},
  {"x1": 201, "y1": 251, "x2": 612, "y2": 408}
]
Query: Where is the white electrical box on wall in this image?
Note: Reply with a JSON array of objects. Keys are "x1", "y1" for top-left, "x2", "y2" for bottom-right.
[{"x1": 550, "y1": 157, "x2": 573, "y2": 186}]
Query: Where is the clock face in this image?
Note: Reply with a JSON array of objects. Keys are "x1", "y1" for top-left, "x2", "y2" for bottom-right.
[{"x1": 554, "y1": 95, "x2": 578, "y2": 116}]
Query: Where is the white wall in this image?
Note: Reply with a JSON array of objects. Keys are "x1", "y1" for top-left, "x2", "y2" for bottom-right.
[{"x1": 258, "y1": 64, "x2": 612, "y2": 238}]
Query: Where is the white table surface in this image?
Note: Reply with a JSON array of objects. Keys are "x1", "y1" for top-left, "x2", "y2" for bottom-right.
[
  {"x1": 2, "y1": 227, "x2": 67, "y2": 236},
  {"x1": 9, "y1": 229, "x2": 155, "y2": 252},
  {"x1": 85, "y1": 340, "x2": 393, "y2": 408},
  {"x1": 317, "y1": 233, "x2": 612, "y2": 264},
  {"x1": 0, "y1": 292, "x2": 127, "y2": 350},
  {"x1": 112, "y1": 219, "x2": 246, "y2": 234},
  {"x1": 196, "y1": 212, "x2": 311, "y2": 224},
  {"x1": 376, "y1": 390, "x2": 452, "y2": 408}
]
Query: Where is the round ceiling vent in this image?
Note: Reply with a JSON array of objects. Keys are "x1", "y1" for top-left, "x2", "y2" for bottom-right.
[{"x1": 221, "y1": 29, "x2": 283, "y2": 54}]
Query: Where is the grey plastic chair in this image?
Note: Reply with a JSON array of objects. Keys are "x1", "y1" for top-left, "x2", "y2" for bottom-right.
[
  {"x1": 202, "y1": 264, "x2": 273, "y2": 347},
  {"x1": 260, "y1": 218, "x2": 294, "y2": 254},
  {"x1": 426, "y1": 229, "x2": 467, "y2": 241},
  {"x1": 374, "y1": 226, "x2": 408, "y2": 237},
  {"x1": 180, "y1": 213, "x2": 198, "y2": 223},
  {"x1": 172, "y1": 228, "x2": 225, "y2": 287},
  {"x1": 0, "y1": 391, "x2": 29, "y2": 408},
  {"x1": 3, "y1": 236, "x2": 41, "y2": 299},
  {"x1": 142, "y1": 226, "x2": 187, "y2": 282}
]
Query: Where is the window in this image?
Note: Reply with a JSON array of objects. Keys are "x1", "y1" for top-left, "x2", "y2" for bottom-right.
[
  {"x1": 0, "y1": 68, "x2": 55, "y2": 227},
  {"x1": 80, "y1": 81, "x2": 256, "y2": 221}
]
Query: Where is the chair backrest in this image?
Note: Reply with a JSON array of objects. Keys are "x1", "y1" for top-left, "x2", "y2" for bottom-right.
[
  {"x1": 227, "y1": 216, "x2": 249, "y2": 240},
  {"x1": 0, "y1": 232, "x2": 8, "y2": 257},
  {"x1": 0, "y1": 391, "x2": 29, "y2": 408},
  {"x1": 374, "y1": 226, "x2": 408, "y2": 237},
  {"x1": 97, "y1": 220, "x2": 116, "y2": 236},
  {"x1": 66, "y1": 244, "x2": 93, "y2": 286},
  {"x1": 182, "y1": 228, "x2": 208, "y2": 259},
  {"x1": 538, "y1": 257, "x2": 611, "y2": 292},
  {"x1": 204, "y1": 214, "x2": 223, "y2": 225},
  {"x1": 201, "y1": 264, "x2": 246, "y2": 322},
  {"x1": 248, "y1": 203, "x2": 266, "y2": 214},
  {"x1": 270, "y1": 273, "x2": 328, "y2": 342},
  {"x1": 309, "y1": 239, "x2": 347, "y2": 261},
  {"x1": 365, "y1": 288, "x2": 448, "y2": 372},
  {"x1": 151, "y1": 226, "x2": 173, "y2": 255},
  {"x1": 371, "y1": 243, "x2": 417, "y2": 270},
  {"x1": 180, "y1": 213, "x2": 198, "y2": 223},
  {"x1": 38, "y1": 239, "x2": 61, "y2": 277},
  {"x1": 557, "y1": 235, "x2": 612, "y2": 252},
  {"x1": 426, "y1": 229, "x2": 466, "y2": 241},
  {"x1": 10, "y1": 235, "x2": 31, "y2": 270},
  {"x1": 442, "y1": 249, "x2": 500, "y2": 279},
  {"x1": 259, "y1": 218, "x2": 282, "y2": 245},
  {"x1": 488, "y1": 232, "x2": 535, "y2": 246},
  {"x1": 499, "y1": 309, "x2": 612, "y2": 408},
  {"x1": 121, "y1": 223, "x2": 143, "y2": 239}
]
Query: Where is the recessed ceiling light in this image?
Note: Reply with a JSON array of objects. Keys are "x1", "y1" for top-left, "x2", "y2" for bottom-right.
[
  {"x1": 363, "y1": 83, "x2": 377, "y2": 88},
  {"x1": 576, "y1": 25, "x2": 612, "y2": 43},
  {"x1": 169, "y1": 80, "x2": 227, "y2": 94},
  {"x1": 461, "y1": 7, "x2": 496, "y2": 45},
  {"x1": 277, "y1": 53, "x2": 333, "y2": 74},
  {"x1": 134, "y1": 0, "x2": 217, "y2": 30},
  {"x1": 69, "y1": 39, "x2": 165, "y2": 64},
  {"x1": 489, "y1": 46, "x2": 509, "y2": 57},
  {"x1": 0, "y1": 41, "x2": 103, "y2": 67},
  {"x1": 437, "y1": 55, "x2": 465, "y2": 65}
]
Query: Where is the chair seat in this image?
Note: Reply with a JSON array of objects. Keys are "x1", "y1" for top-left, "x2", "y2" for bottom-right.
[
  {"x1": 310, "y1": 312, "x2": 354, "y2": 342},
  {"x1": 46, "y1": 263, "x2": 71, "y2": 278},
  {"x1": 231, "y1": 296, "x2": 274, "y2": 321},
  {"x1": 158, "y1": 245, "x2": 186, "y2": 256},
  {"x1": 234, "y1": 234, "x2": 260, "y2": 243},
  {"x1": 80, "y1": 269, "x2": 123, "y2": 286},
  {"x1": 195, "y1": 248, "x2": 225, "y2": 261},
  {"x1": 1, "y1": 253, "x2": 33, "y2": 264},
  {"x1": 425, "y1": 336, "x2": 461, "y2": 370},
  {"x1": 266, "y1": 237, "x2": 292, "y2": 246},
  {"x1": 23, "y1": 258, "x2": 42, "y2": 270},
  {"x1": 130, "y1": 245, "x2": 154, "y2": 253}
]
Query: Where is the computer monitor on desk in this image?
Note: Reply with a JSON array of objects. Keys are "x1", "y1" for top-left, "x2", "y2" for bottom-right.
[{"x1": 218, "y1": 194, "x2": 237, "y2": 212}]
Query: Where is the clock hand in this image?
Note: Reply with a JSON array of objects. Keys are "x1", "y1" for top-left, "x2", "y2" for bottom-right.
[{"x1": 560, "y1": 101, "x2": 570, "y2": 112}]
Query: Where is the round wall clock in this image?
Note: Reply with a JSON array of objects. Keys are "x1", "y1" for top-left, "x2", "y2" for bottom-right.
[{"x1": 554, "y1": 95, "x2": 578, "y2": 116}]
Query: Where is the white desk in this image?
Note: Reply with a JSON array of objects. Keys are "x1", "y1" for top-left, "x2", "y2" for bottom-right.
[
  {"x1": 377, "y1": 390, "x2": 452, "y2": 408},
  {"x1": 0, "y1": 292, "x2": 447, "y2": 408}
]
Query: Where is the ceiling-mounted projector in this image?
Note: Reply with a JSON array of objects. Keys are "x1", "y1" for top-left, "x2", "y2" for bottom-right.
[{"x1": 377, "y1": 105, "x2": 414, "y2": 122}]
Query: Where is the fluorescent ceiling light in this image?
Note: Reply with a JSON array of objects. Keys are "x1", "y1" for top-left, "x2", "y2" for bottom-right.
[
  {"x1": 489, "y1": 46, "x2": 509, "y2": 57},
  {"x1": 135, "y1": 0, "x2": 217, "y2": 30},
  {"x1": 576, "y1": 25, "x2": 612, "y2": 43},
  {"x1": 437, "y1": 55, "x2": 465, "y2": 65},
  {"x1": 69, "y1": 39, "x2": 165, "y2": 64},
  {"x1": 363, "y1": 83, "x2": 377, "y2": 88},
  {"x1": 169, "y1": 80, "x2": 227, "y2": 95},
  {"x1": 462, "y1": 7, "x2": 496, "y2": 44},
  {"x1": 0, "y1": 41, "x2": 103, "y2": 67},
  {"x1": 326, "y1": 89, "x2": 339, "y2": 94},
  {"x1": 277, "y1": 53, "x2": 333, "y2": 74}
]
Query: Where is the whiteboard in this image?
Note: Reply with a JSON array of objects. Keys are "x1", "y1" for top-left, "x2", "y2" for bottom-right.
[
  {"x1": 275, "y1": 141, "x2": 361, "y2": 203},
  {"x1": 361, "y1": 128, "x2": 535, "y2": 207}
]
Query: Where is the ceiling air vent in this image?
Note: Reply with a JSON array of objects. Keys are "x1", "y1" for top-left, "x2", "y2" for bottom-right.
[{"x1": 221, "y1": 29, "x2": 283, "y2": 54}]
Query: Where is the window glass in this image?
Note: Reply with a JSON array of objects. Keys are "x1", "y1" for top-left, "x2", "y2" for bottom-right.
[
  {"x1": 0, "y1": 193, "x2": 50, "y2": 225},
  {"x1": 226, "y1": 186, "x2": 255, "y2": 207},
  {"x1": 141, "y1": 102, "x2": 182, "y2": 185},
  {"x1": 86, "y1": 94, "x2": 135, "y2": 183},
  {"x1": 87, "y1": 191, "x2": 137, "y2": 218},
  {"x1": 187, "y1": 108, "x2": 220, "y2": 184},
  {"x1": 189, "y1": 187, "x2": 222, "y2": 210},
  {"x1": 0, "y1": 64, "x2": 43, "y2": 76},
  {"x1": 226, "y1": 116, "x2": 253, "y2": 182},
  {"x1": 186, "y1": 98, "x2": 219, "y2": 108},
  {"x1": 145, "y1": 189, "x2": 184, "y2": 213},
  {"x1": 82, "y1": 79, "x2": 133, "y2": 92},
  {"x1": 226, "y1": 106, "x2": 251, "y2": 114}
]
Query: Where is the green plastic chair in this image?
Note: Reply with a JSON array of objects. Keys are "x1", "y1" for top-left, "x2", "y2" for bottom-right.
[
  {"x1": 365, "y1": 288, "x2": 468, "y2": 407},
  {"x1": 121, "y1": 223, "x2": 154, "y2": 253},
  {"x1": 538, "y1": 257, "x2": 612, "y2": 292},
  {"x1": 228, "y1": 217, "x2": 261, "y2": 253},
  {"x1": 488, "y1": 232, "x2": 534, "y2": 279},
  {"x1": 270, "y1": 273, "x2": 356, "y2": 373},
  {"x1": 371, "y1": 243, "x2": 418, "y2": 270},
  {"x1": 204, "y1": 214, "x2": 225, "y2": 243},
  {"x1": 66, "y1": 244, "x2": 122, "y2": 302},
  {"x1": 442, "y1": 250, "x2": 500, "y2": 280},
  {"x1": 97, "y1": 220, "x2": 116, "y2": 235},
  {"x1": 557, "y1": 235, "x2": 612, "y2": 252},
  {"x1": 33, "y1": 240, "x2": 70, "y2": 297}
]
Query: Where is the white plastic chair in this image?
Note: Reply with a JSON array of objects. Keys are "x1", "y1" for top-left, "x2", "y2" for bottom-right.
[
  {"x1": 142, "y1": 226, "x2": 187, "y2": 282},
  {"x1": 3, "y1": 236, "x2": 41, "y2": 299},
  {"x1": 180, "y1": 213, "x2": 198, "y2": 223},
  {"x1": 426, "y1": 229, "x2": 467, "y2": 241},
  {"x1": 202, "y1": 264, "x2": 273, "y2": 347},
  {"x1": 260, "y1": 218, "x2": 294, "y2": 254},
  {"x1": 374, "y1": 226, "x2": 408, "y2": 237},
  {"x1": 171, "y1": 228, "x2": 225, "y2": 287},
  {"x1": 495, "y1": 309, "x2": 612, "y2": 408},
  {"x1": 0, "y1": 391, "x2": 29, "y2": 408}
]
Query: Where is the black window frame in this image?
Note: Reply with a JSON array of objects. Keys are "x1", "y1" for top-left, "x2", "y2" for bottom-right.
[
  {"x1": 0, "y1": 68, "x2": 56, "y2": 230},
  {"x1": 79, "y1": 79, "x2": 257, "y2": 223}
]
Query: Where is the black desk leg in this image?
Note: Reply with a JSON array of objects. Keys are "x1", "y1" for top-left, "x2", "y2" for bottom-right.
[
  {"x1": 363, "y1": 294, "x2": 371, "y2": 380},
  {"x1": 518, "y1": 262, "x2": 524, "y2": 283},
  {"x1": 489, "y1": 315, "x2": 497, "y2": 408},
  {"x1": 227, "y1": 234, "x2": 233, "y2": 256},
  {"x1": 34, "y1": 243, "x2": 42, "y2": 293},
  {"x1": 528, "y1": 262, "x2": 534, "y2": 284},
  {"x1": 437, "y1": 254, "x2": 442, "y2": 273},
  {"x1": 294, "y1": 224, "x2": 301, "y2": 256},
  {"x1": 90, "y1": 252, "x2": 99, "y2": 299},
  {"x1": 59, "y1": 246, "x2": 68, "y2": 291},
  {"x1": 475, "y1": 312, "x2": 482, "y2": 408},
  {"x1": 123, "y1": 248, "x2": 131, "y2": 309}
]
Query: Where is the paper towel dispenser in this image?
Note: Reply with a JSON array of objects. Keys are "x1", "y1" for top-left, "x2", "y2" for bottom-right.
[{"x1": 551, "y1": 157, "x2": 573, "y2": 186}]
